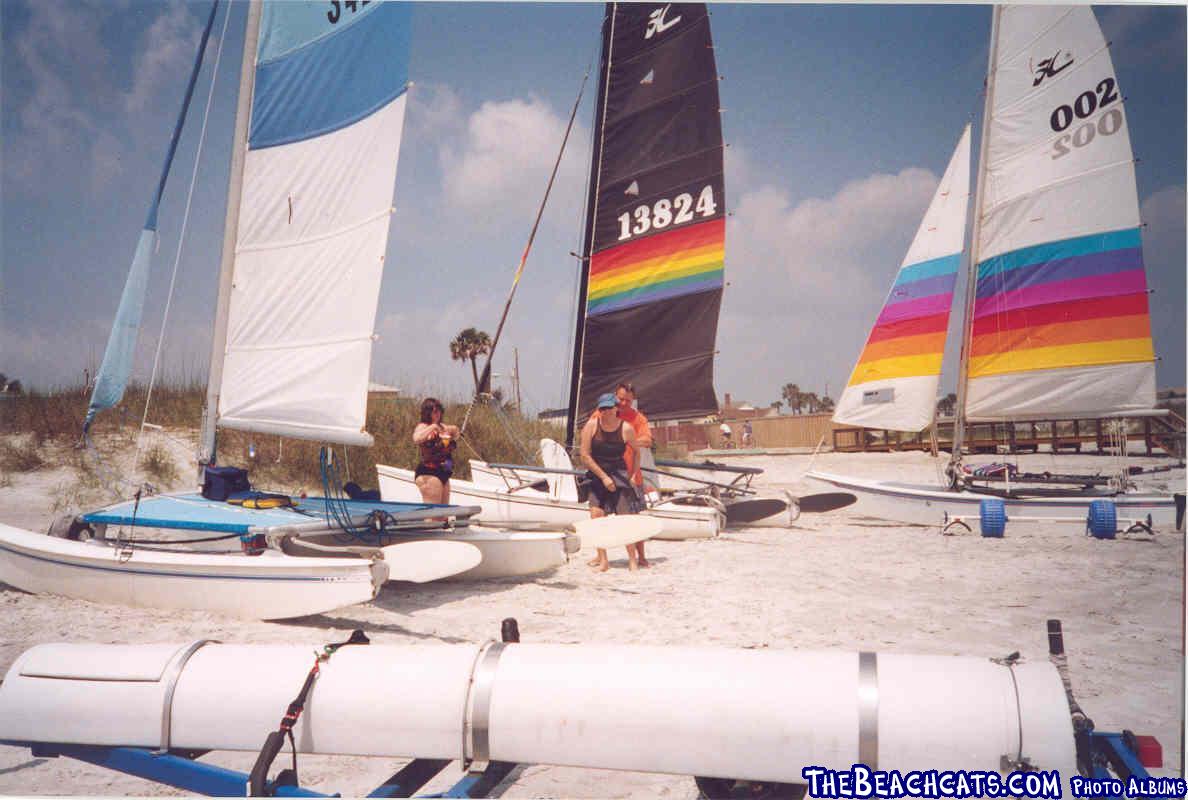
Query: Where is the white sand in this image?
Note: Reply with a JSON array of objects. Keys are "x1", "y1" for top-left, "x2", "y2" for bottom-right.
[{"x1": 0, "y1": 437, "x2": 1183, "y2": 797}]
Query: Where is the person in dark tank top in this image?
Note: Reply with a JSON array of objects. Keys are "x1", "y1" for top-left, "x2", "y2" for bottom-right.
[{"x1": 580, "y1": 392, "x2": 642, "y2": 572}]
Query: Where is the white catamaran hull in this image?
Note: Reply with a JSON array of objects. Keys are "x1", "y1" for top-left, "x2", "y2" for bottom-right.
[
  {"x1": 0, "y1": 523, "x2": 386, "y2": 620},
  {"x1": 378, "y1": 464, "x2": 720, "y2": 540},
  {"x1": 291, "y1": 526, "x2": 575, "y2": 580},
  {"x1": 806, "y1": 471, "x2": 1182, "y2": 530},
  {"x1": 0, "y1": 641, "x2": 1076, "y2": 780}
]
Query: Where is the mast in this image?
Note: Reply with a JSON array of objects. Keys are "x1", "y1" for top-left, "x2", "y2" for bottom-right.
[
  {"x1": 199, "y1": 0, "x2": 261, "y2": 470},
  {"x1": 949, "y1": 5, "x2": 1001, "y2": 483},
  {"x1": 565, "y1": 3, "x2": 616, "y2": 448}
]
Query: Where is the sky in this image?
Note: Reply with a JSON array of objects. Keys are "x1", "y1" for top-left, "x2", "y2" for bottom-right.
[{"x1": 2, "y1": 1, "x2": 1185, "y2": 419}]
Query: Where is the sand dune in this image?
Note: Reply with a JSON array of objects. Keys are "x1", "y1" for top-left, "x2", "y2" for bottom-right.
[{"x1": 0, "y1": 440, "x2": 1182, "y2": 797}]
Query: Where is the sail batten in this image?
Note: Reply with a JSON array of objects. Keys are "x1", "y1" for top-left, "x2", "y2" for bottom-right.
[
  {"x1": 569, "y1": 3, "x2": 726, "y2": 424},
  {"x1": 964, "y1": 5, "x2": 1155, "y2": 421},
  {"x1": 215, "y1": 1, "x2": 410, "y2": 447}
]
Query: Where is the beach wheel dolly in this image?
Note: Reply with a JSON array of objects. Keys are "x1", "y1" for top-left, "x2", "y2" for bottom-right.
[{"x1": 941, "y1": 499, "x2": 1158, "y2": 539}]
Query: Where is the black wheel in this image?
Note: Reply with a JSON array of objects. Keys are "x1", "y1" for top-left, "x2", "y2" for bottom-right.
[
  {"x1": 695, "y1": 777, "x2": 806, "y2": 800},
  {"x1": 47, "y1": 515, "x2": 93, "y2": 541}
]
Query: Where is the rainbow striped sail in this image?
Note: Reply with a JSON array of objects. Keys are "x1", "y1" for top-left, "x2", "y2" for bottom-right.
[
  {"x1": 833, "y1": 126, "x2": 971, "y2": 432},
  {"x1": 216, "y1": 1, "x2": 410, "y2": 446},
  {"x1": 568, "y1": 3, "x2": 725, "y2": 425},
  {"x1": 587, "y1": 218, "x2": 724, "y2": 316},
  {"x1": 965, "y1": 6, "x2": 1155, "y2": 420}
]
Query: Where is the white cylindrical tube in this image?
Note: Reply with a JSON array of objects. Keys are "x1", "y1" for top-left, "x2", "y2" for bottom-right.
[{"x1": 0, "y1": 642, "x2": 1077, "y2": 782}]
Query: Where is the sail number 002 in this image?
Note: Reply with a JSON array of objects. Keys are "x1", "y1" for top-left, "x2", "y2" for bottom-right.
[
  {"x1": 1049, "y1": 77, "x2": 1123, "y2": 160},
  {"x1": 617, "y1": 186, "x2": 717, "y2": 241}
]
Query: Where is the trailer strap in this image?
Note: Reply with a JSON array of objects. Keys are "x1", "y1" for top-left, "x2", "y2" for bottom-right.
[{"x1": 248, "y1": 629, "x2": 370, "y2": 796}]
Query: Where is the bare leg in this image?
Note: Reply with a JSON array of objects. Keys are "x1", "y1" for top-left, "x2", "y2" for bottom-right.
[
  {"x1": 626, "y1": 542, "x2": 639, "y2": 572},
  {"x1": 415, "y1": 474, "x2": 444, "y2": 504},
  {"x1": 636, "y1": 539, "x2": 649, "y2": 568},
  {"x1": 587, "y1": 506, "x2": 608, "y2": 569}
]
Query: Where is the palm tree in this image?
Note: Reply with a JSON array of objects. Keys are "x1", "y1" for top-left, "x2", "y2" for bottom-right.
[
  {"x1": 449, "y1": 328, "x2": 493, "y2": 394},
  {"x1": 801, "y1": 391, "x2": 820, "y2": 414},
  {"x1": 781, "y1": 383, "x2": 801, "y2": 415},
  {"x1": 819, "y1": 394, "x2": 835, "y2": 413},
  {"x1": 771, "y1": 400, "x2": 784, "y2": 415}
]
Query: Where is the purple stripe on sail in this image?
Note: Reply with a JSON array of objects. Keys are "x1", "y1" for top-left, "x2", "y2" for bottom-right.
[
  {"x1": 875, "y1": 292, "x2": 954, "y2": 326},
  {"x1": 973, "y1": 269, "x2": 1149, "y2": 319},
  {"x1": 885, "y1": 272, "x2": 958, "y2": 304},
  {"x1": 974, "y1": 248, "x2": 1142, "y2": 300}
]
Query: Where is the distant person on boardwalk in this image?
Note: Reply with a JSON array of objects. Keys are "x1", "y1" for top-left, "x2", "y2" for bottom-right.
[
  {"x1": 719, "y1": 420, "x2": 733, "y2": 448},
  {"x1": 742, "y1": 419, "x2": 753, "y2": 448},
  {"x1": 580, "y1": 392, "x2": 642, "y2": 572},
  {"x1": 412, "y1": 397, "x2": 459, "y2": 505}
]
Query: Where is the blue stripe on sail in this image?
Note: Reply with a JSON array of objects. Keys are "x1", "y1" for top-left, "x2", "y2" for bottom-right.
[
  {"x1": 885, "y1": 271, "x2": 958, "y2": 303},
  {"x1": 588, "y1": 278, "x2": 723, "y2": 316},
  {"x1": 974, "y1": 247, "x2": 1143, "y2": 299},
  {"x1": 258, "y1": 0, "x2": 382, "y2": 63},
  {"x1": 85, "y1": 230, "x2": 155, "y2": 429},
  {"x1": 250, "y1": 2, "x2": 410, "y2": 149},
  {"x1": 894, "y1": 253, "x2": 960, "y2": 287},
  {"x1": 975, "y1": 228, "x2": 1142, "y2": 281}
]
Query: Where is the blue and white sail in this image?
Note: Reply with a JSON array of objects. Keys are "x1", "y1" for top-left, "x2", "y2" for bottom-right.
[
  {"x1": 214, "y1": 1, "x2": 410, "y2": 446},
  {"x1": 84, "y1": 1, "x2": 220, "y2": 434}
]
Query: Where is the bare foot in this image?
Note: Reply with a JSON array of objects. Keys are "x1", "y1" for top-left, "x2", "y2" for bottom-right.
[
  {"x1": 589, "y1": 561, "x2": 609, "y2": 573},
  {"x1": 587, "y1": 557, "x2": 602, "y2": 567},
  {"x1": 637, "y1": 557, "x2": 650, "y2": 569},
  {"x1": 628, "y1": 559, "x2": 639, "y2": 572}
]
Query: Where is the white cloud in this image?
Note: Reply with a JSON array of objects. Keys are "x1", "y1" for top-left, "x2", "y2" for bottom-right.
[
  {"x1": 438, "y1": 96, "x2": 590, "y2": 227},
  {"x1": 124, "y1": 3, "x2": 202, "y2": 114},
  {"x1": 406, "y1": 82, "x2": 465, "y2": 142}
]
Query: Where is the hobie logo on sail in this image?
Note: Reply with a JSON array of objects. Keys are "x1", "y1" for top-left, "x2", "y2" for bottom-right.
[
  {"x1": 645, "y1": 5, "x2": 682, "y2": 39},
  {"x1": 1031, "y1": 50, "x2": 1075, "y2": 86}
]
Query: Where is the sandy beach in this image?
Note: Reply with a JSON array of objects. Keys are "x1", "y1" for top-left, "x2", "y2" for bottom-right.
[{"x1": 0, "y1": 438, "x2": 1183, "y2": 797}]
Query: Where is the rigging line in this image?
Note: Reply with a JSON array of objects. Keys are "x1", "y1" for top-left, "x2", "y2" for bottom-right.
[
  {"x1": 136, "y1": 1, "x2": 233, "y2": 473},
  {"x1": 461, "y1": 65, "x2": 593, "y2": 441},
  {"x1": 469, "y1": 63, "x2": 594, "y2": 428},
  {"x1": 561, "y1": 45, "x2": 603, "y2": 415}
]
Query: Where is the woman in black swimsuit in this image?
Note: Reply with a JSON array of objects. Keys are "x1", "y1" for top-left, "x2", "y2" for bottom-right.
[
  {"x1": 413, "y1": 397, "x2": 459, "y2": 505},
  {"x1": 580, "y1": 392, "x2": 641, "y2": 572}
]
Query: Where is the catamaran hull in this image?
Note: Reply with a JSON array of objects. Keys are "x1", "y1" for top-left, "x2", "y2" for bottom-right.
[
  {"x1": 378, "y1": 464, "x2": 720, "y2": 540},
  {"x1": 806, "y1": 471, "x2": 1182, "y2": 530},
  {"x1": 291, "y1": 527, "x2": 574, "y2": 580},
  {"x1": 0, "y1": 641, "x2": 1076, "y2": 780},
  {"x1": 0, "y1": 523, "x2": 386, "y2": 620}
]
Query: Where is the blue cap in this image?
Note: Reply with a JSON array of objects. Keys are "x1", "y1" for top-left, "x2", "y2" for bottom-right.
[{"x1": 596, "y1": 393, "x2": 617, "y2": 409}]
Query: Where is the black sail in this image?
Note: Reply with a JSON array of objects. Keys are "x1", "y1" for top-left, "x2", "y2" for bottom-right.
[{"x1": 566, "y1": 3, "x2": 725, "y2": 442}]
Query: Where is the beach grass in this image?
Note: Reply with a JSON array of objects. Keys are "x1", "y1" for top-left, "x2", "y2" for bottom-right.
[{"x1": 1, "y1": 383, "x2": 566, "y2": 491}]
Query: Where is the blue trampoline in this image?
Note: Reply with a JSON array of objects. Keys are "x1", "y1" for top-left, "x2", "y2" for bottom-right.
[{"x1": 82, "y1": 493, "x2": 480, "y2": 535}]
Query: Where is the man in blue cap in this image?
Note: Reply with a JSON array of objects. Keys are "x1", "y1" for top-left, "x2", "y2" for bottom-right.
[{"x1": 579, "y1": 391, "x2": 643, "y2": 571}]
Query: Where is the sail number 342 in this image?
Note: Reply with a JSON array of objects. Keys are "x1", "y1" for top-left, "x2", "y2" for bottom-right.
[
  {"x1": 618, "y1": 186, "x2": 717, "y2": 241},
  {"x1": 1048, "y1": 77, "x2": 1123, "y2": 160},
  {"x1": 327, "y1": 1, "x2": 369, "y2": 24}
]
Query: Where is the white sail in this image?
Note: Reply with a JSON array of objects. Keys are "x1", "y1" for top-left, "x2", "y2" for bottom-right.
[
  {"x1": 964, "y1": 6, "x2": 1155, "y2": 421},
  {"x1": 216, "y1": 2, "x2": 410, "y2": 446},
  {"x1": 833, "y1": 126, "x2": 971, "y2": 432}
]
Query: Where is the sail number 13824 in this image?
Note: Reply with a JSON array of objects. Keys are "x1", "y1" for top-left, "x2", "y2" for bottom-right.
[{"x1": 617, "y1": 186, "x2": 717, "y2": 241}]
